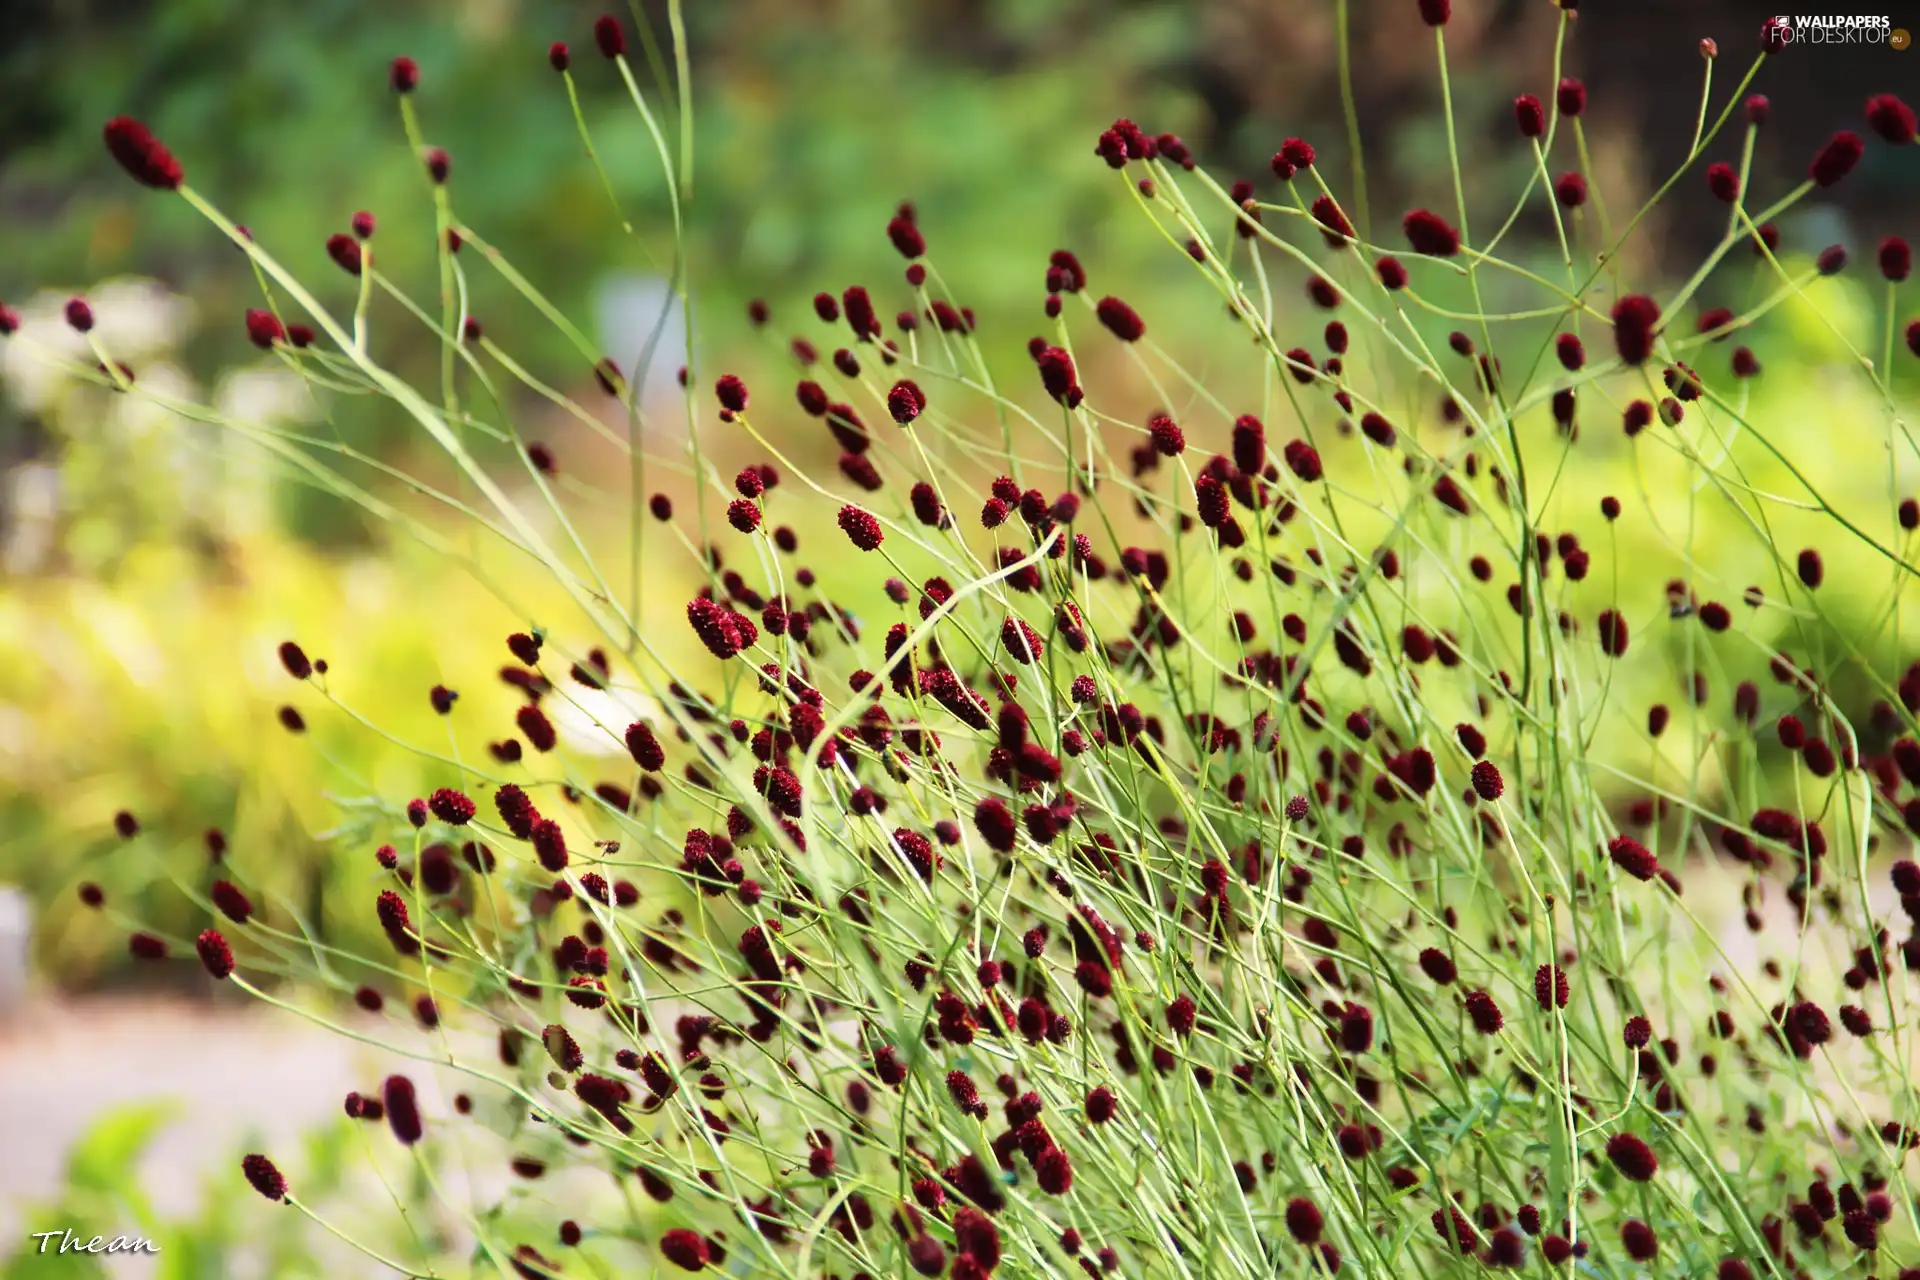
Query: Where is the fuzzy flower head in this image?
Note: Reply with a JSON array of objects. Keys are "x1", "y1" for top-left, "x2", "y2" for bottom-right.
[
  {"x1": 1513, "y1": 94, "x2": 1544, "y2": 138},
  {"x1": 103, "y1": 117, "x2": 183, "y2": 190},
  {"x1": 1402, "y1": 208, "x2": 1460, "y2": 257},
  {"x1": 593, "y1": 14, "x2": 626, "y2": 58},
  {"x1": 241, "y1": 1153, "x2": 286, "y2": 1201},
  {"x1": 1810, "y1": 131, "x2": 1864, "y2": 188},
  {"x1": 838, "y1": 505, "x2": 884, "y2": 551},
  {"x1": 1612, "y1": 295, "x2": 1660, "y2": 365},
  {"x1": 1095, "y1": 295, "x2": 1145, "y2": 342},
  {"x1": 887, "y1": 379, "x2": 926, "y2": 424},
  {"x1": 1866, "y1": 94, "x2": 1915, "y2": 145}
]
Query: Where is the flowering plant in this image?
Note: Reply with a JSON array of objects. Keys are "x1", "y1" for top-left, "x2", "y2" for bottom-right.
[{"x1": 13, "y1": 5, "x2": 1920, "y2": 1276}]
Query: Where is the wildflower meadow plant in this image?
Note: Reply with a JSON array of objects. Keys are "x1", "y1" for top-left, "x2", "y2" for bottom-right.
[{"x1": 14, "y1": 4, "x2": 1920, "y2": 1277}]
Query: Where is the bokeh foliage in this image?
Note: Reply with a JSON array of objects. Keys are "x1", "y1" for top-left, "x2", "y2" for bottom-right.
[{"x1": 2, "y1": 0, "x2": 1916, "y2": 990}]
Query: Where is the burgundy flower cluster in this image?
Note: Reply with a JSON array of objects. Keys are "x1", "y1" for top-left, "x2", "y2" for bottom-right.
[{"x1": 40, "y1": 9, "x2": 1920, "y2": 1280}]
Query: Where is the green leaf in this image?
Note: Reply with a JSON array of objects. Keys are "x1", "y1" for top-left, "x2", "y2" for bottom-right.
[
  {"x1": 66, "y1": 1100, "x2": 180, "y2": 1201},
  {"x1": 1548, "y1": 1122, "x2": 1571, "y2": 1225}
]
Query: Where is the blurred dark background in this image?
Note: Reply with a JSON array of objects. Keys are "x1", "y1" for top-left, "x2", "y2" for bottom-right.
[{"x1": 3, "y1": 0, "x2": 1910, "y2": 407}]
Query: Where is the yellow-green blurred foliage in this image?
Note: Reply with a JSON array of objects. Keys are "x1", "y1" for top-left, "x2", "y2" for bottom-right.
[{"x1": 7, "y1": 250, "x2": 1916, "y2": 991}]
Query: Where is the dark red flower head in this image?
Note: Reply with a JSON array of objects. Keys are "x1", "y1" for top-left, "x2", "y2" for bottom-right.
[
  {"x1": 659, "y1": 1228, "x2": 710, "y2": 1271},
  {"x1": 625, "y1": 720, "x2": 664, "y2": 770},
  {"x1": 1470, "y1": 759, "x2": 1503, "y2": 801},
  {"x1": 1096, "y1": 295, "x2": 1145, "y2": 342},
  {"x1": 1706, "y1": 162, "x2": 1740, "y2": 203},
  {"x1": 1611, "y1": 294, "x2": 1660, "y2": 365},
  {"x1": 383, "y1": 1074, "x2": 423, "y2": 1144},
  {"x1": 241, "y1": 1153, "x2": 286, "y2": 1201},
  {"x1": 1534, "y1": 963, "x2": 1568, "y2": 1009},
  {"x1": 245, "y1": 309, "x2": 284, "y2": 349},
  {"x1": 1881, "y1": 236, "x2": 1912, "y2": 283},
  {"x1": 1788, "y1": 1000, "x2": 1832, "y2": 1045},
  {"x1": 842, "y1": 285, "x2": 880, "y2": 339},
  {"x1": 210, "y1": 880, "x2": 253, "y2": 923},
  {"x1": 714, "y1": 374, "x2": 749, "y2": 414},
  {"x1": 1417, "y1": 0, "x2": 1450, "y2": 26},
  {"x1": 1284, "y1": 439, "x2": 1322, "y2": 483},
  {"x1": 389, "y1": 56, "x2": 418, "y2": 93},
  {"x1": 1420, "y1": 948, "x2": 1459, "y2": 990},
  {"x1": 276, "y1": 640, "x2": 312, "y2": 679},
  {"x1": 549, "y1": 42, "x2": 570, "y2": 72},
  {"x1": 726, "y1": 497, "x2": 761, "y2": 532},
  {"x1": 954, "y1": 1208, "x2": 1002, "y2": 1268},
  {"x1": 1608, "y1": 835, "x2": 1658, "y2": 880},
  {"x1": 196, "y1": 928, "x2": 235, "y2": 979},
  {"x1": 104, "y1": 116, "x2": 183, "y2": 190},
  {"x1": 1402, "y1": 209, "x2": 1460, "y2": 257},
  {"x1": 424, "y1": 148, "x2": 450, "y2": 183},
  {"x1": 838, "y1": 504, "x2": 884, "y2": 551},
  {"x1": 687, "y1": 598, "x2": 753, "y2": 659},
  {"x1": 1310, "y1": 195, "x2": 1354, "y2": 247},
  {"x1": 1810, "y1": 131, "x2": 1864, "y2": 188},
  {"x1": 1147, "y1": 412, "x2": 1185, "y2": 455},
  {"x1": 1553, "y1": 333, "x2": 1584, "y2": 372},
  {"x1": 1557, "y1": 78, "x2": 1586, "y2": 117},
  {"x1": 1231, "y1": 413, "x2": 1266, "y2": 473},
  {"x1": 910, "y1": 481, "x2": 943, "y2": 526},
  {"x1": 1464, "y1": 989, "x2": 1503, "y2": 1034},
  {"x1": 594, "y1": 14, "x2": 626, "y2": 58},
  {"x1": 531, "y1": 818, "x2": 567, "y2": 871},
  {"x1": 1093, "y1": 117, "x2": 1154, "y2": 168},
  {"x1": 327, "y1": 234, "x2": 363, "y2": 277},
  {"x1": 887, "y1": 213, "x2": 926, "y2": 259},
  {"x1": 516, "y1": 704, "x2": 556, "y2": 753},
  {"x1": 1606, "y1": 1132, "x2": 1658, "y2": 1181},
  {"x1": 887, "y1": 379, "x2": 926, "y2": 424},
  {"x1": 428, "y1": 787, "x2": 475, "y2": 825},
  {"x1": 1432, "y1": 1206, "x2": 1479, "y2": 1254},
  {"x1": 1279, "y1": 136, "x2": 1315, "y2": 170},
  {"x1": 1034, "y1": 345, "x2": 1081, "y2": 406},
  {"x1": 1514, "y1": 94, "x2": 1544, "y2": 138},
  {"x1": 1866, "y1": 94, "x2": 1916, "y2": 145},
  {"x1": 1432, "y1": 474, "x2": 1471, "y2": 515},
  {"x1": 1746, "y1": 94, "x2": 1771, "y2": 125},
  {"x1": 65, "y1": 298, "x2": 94, "y2": 333}
]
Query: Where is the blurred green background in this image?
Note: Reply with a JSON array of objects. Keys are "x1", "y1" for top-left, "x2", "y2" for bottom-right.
[{"x1": 2, "y1": 0, "x2": 1917, "y2": 993}]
